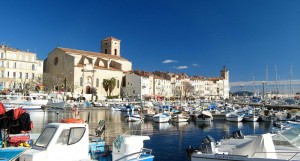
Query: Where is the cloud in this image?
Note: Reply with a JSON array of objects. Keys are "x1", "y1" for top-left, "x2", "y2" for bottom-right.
[
  {"x1": 174, "y1": 66, "x2": 188, "y2": 70},
  {"x1": 192, "y1": 63, "x2": 200, "y2": 67},
  {"x1": 162, "y1": 59, "x2": 177, "y2": 64}
]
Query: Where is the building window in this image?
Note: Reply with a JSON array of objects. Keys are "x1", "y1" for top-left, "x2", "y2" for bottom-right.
[
  {"x1": 6, "y1": 62, "x2": 9, "y2": 68},
  {"x1": 1, "y1": 71, "x2": 4, "y2": 78},
  {"x1": 19, "y1": 72, "x2": 22, "y2": 79},
  {"x1": 13, "y1": 54, "x2": 16, "y2": 59},
  {"x1": 25, "y1": 56, "x2": 28, "y2": 61},
  {"x1": 25, "y1": 73, "x2": 28, "y2": 79},
  {"x1": 54, "y1": 57, "x2": 58, "y2": 65},
  {"x1": 0, "y1": 53, "x2": 4, "y2": 58},
  {"x1": 32, "y1": 64, "x2": 35, "y2": 70},
  {"x1": 14, "y1": 62, "x2": 17, "y2": 68},
  {"x1": 104, "y1": 49, "x2": 107, "y2": 54},
  {"x1": 32, "y1": 73, "x2": 35, "y2": 79},
  {"x1": 114, "y1": 49, "x2": 117, "y2": 55},
  {"x1": 20, "y1": 63, "x2": 22, "y2": 68},
  {"x1": 32, "y1": 57, "x2": 35, "y2": 62},
  {"x1": 13, "y1": 72, "x2": 16, "y2": 78},
  {"x1": 96, "y1": 78, "x2": 99, "y2": 87},
  {"x1": 80, "y1": 77, "x2": 83, "y2": 86},
  {"x1": 7, "y1": 72, "x2": 9, "y2": 78}
]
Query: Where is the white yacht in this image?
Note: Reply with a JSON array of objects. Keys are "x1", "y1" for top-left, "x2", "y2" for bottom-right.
[
  {"x1": 188, "y1": 127, "x2": 300, "y2": 161},
  {"x1": 225, "y1": 112, "x2": 243, "y2": 122}
]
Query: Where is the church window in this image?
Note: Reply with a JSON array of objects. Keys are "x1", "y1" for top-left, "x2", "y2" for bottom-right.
[
  {"x1": 96, "y1": 78, "x2": 99, "y2": 87},
  {"x1": 80, "y1": 77, "x2": 83, "y2": 86},
  {"x1": 105, "y1": 49, "x2": 107, "y2": 54}
]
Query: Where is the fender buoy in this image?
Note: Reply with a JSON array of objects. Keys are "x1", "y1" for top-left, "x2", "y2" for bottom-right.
[{"x1": 61, "y1": 118, "x2": 85, "y2": 123}]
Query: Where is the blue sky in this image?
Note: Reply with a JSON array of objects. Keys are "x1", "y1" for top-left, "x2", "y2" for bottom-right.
[{"x1": 1, "y1": 0, "x2": 300, "y2": 82}]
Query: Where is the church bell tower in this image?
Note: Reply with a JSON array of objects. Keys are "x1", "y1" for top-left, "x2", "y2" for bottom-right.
[{"x1": 100, "y1": 36, "x2": 121, "y2": 57}]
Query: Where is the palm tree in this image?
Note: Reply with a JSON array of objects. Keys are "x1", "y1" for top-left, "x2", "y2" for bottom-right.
[
  {"x1": 102, "y1": 78, "x2": 117, "y2": 97},
  {"x1": 102, "y1": 79, "x2": 110, "y2": 96},
  {"x1": 108, "y1": 78, "x2": 116, "y2": 96}
]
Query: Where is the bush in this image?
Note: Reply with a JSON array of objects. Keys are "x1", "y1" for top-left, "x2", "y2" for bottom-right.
[{"x1": 106, "y1": 95, "x2": 119, "y2": 99}]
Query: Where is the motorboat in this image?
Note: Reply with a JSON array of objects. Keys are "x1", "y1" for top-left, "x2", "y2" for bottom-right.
[
  {"x1": 275, "y1": 111, "x2": 296, "y2": 121},
  {"x1": 124, "y1": 114, "x2": 143, "y2": 122},
  {"x1": 225, "y1": 112, "x2": 243, "y2": 122},
  {"x1": 243, "y1": 113, "x2": 259, "y2": 122},
  {"x1": 195, "y1": 111, "x2": 213, "y2": 122},
  {"x1": 1, "y1": 95, "x2": 48, "y2": 110},
  {"x1": 172, "y1": 113, "x2": 190, "y2": 122},
  {"x1": 259, "y1": 110, "x2": 276, "y2": 122},
  {"x1": 19, "y1": 123, "x2": 154, "y2": 161},
  {"x1": 120, "y1": 105, "x2": 136, "y2": 112},
  {"x1": 153, "y1": 113, "x2": 170, "y2": 123},
  {"x1": 187, "y1": 127, "x2": 300, "y2": 161}
]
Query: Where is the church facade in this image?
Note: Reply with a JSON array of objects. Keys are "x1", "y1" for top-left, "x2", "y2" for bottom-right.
[{"x1": 44, "y1": 37, "x2": 132, "y2": 99}]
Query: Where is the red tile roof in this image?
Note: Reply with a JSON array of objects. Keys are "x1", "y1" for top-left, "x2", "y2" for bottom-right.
[{"x1": 57, "y1": 47, "x2": 129, "y2": 61}]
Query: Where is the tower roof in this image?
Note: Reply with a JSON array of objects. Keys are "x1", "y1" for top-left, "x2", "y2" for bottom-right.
[{"x1": 101, "y1": 36, "x2": 120, "y2": 41}]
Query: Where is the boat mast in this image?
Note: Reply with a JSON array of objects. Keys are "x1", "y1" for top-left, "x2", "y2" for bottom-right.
[
  {"x1": 266, "y1": 65, "x2": 268, "y2": 96},
  {"x1": 275, "y1": 65, "x2": 279, "y2": 96},
  {"x1": 290, "y1": 64, "x2": 293, "y2": 97}
]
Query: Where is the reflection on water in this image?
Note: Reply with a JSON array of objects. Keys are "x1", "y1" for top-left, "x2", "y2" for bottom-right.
[{"x1": 27, "y1": 109, "x2": 274, "y2": 161}]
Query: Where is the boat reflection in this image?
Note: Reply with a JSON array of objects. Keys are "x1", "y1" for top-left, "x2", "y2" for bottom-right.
[
  {"x1": 194, "y1": 121, "x2": 213, "y2": 130},
  {"x1": 172, "y1": 122, "x2": 189, "y2": 129},
  {"x1": 152, "y1": 122, "x2": 171, "y2": 131}
]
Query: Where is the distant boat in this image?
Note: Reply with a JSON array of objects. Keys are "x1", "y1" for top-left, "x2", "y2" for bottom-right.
[
  {"x1": 226, "y1": 113, "x2": 243, "y2": 122},
  {"x1": 1, "y1": 95, "x2": 48, "y2": 110},
  {"x1": 124, "y1": 114, "x2": 143, "y2": 122},
  {"x1": 172, "y1": 114, "x2": 190, "y2": 122},
  {"x1": 153, "y1": 113, "x2": 170, "y2": 123},
  {"x1": 120, "y1": 105, "x2": 136, "y2": 112},
  {"x1": 243, "y1": 113, "x2": 259, "y2": 122},
  {"x1": 195, "y1": 111, "x2": 213, "y2": 122}
]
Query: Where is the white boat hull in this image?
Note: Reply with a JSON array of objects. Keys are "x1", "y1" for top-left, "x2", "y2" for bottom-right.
[
  {"x1": 153, "y1": 114, "x2": 170, "y2": 123},
  {"x1": 243, "y1": 116, "x2": 259, "y2": 122},
  {"x1": 226, "y1": 116, "x2": 243, "y2": 122}
]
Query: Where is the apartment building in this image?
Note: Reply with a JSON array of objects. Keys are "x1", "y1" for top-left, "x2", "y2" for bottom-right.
[
  {"x1": 124, "y1": 66, "x2": 230, "y2": 100},
  {"x1": 0, "y1": 45, "x2": 43, "y2": 91}
]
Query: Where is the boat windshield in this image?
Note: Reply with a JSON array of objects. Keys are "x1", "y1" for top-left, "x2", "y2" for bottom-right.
[
  {"x1": 278, "y1": 127, "x2": 300, "y2": 148},
  {"x1": 34, "y1": 127, "x2": 57, "y2": 148}
]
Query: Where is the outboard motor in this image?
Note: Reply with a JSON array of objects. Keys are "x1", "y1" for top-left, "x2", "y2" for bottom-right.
[{"x1": 201, "y1": 135, "x2": 216, "y2": 154}]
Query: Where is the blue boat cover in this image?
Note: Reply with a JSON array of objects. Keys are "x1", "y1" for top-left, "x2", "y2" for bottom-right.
[{"x1": 0, "y1": 147, "x2": 27, "y2": 161}]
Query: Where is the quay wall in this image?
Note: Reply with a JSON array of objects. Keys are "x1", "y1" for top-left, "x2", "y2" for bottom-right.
[{"x1": 236, "y1": 103, "x2": 300, "y2": 110}]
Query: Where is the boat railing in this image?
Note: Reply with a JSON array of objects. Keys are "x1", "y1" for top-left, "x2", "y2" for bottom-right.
[
  {"x1": 114, "y1": 148, "x2": 153, "y2": 161},
  {"x1": 251, "y1": 151, "x2": 300, "y2": 160}
]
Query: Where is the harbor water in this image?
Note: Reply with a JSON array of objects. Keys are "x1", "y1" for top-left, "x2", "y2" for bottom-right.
[{"x1": 28, "y1": 109, "x2": 275, "y2": 161}]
